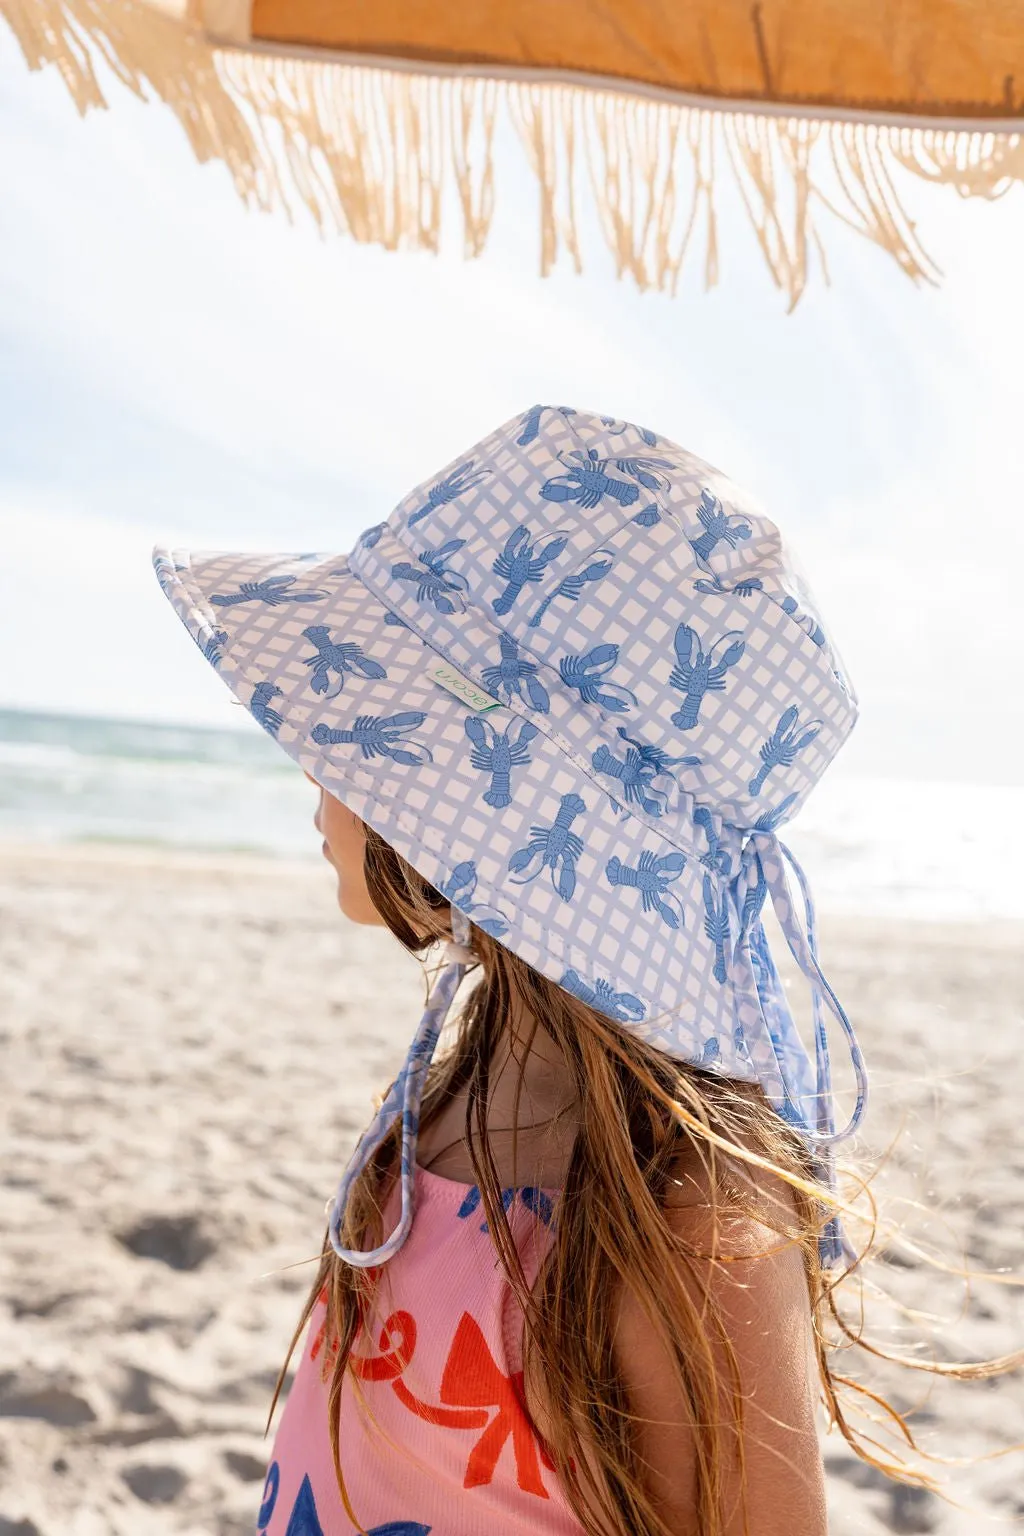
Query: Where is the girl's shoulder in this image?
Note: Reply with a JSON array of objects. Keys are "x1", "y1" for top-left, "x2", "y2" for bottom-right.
[
  {"x1": 608, "y1": 1145, "x2": 824, "y2": 1532},
  {"x1": 661, "y1": 1130, "x2": 803, "y2": 1261}
]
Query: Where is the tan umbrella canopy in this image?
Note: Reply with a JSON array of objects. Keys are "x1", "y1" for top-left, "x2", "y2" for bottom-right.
[{"x1": 6, "y1": 0, "x2": 1023, "y2": 305}]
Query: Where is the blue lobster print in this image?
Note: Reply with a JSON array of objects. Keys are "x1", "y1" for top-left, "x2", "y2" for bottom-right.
[
  {"x1": 407, "y1": 459, "x2": 488, "y2": 526},
  {"x1": 201, "y1": 629, "x2": 228, "y2": 668},
  {"x1": 301, "y1": 625, "x2": 388, "y2": 698},
  {"x1": 464, "y1": 716, "x2": 539, "y2": 808},
  {"x1": 508, "y1": 792, "x2": 587, "y2": 900},
  {"x1": 559, "y1": 968, "x2": 646, "y2": 1023},
  {"x1": 781, "y1": 593, "x2": 826, "y2": 648},
  {"x1": 558, "y1": 644, "x2": 637, "y2": 713},
  {"x1": 481, "y1": 632, "x2": 550, "y2": 712},
  {"x1": 516, "y1": 403, "x2": 576, "y2": 446},
  {"x1": 391, "y1": 540, "x2": 469, "y2": 614},
  {"x1": 701, "y1": 1036, "x2": 722, "y2": 1065},
  {"x1": 693, "y1": 805, "x2": 732, "y2": 877},
  {"x1": 153, "y1": 553, "x2": 183, "y2": 589},
  {"x1": 739, "y1": 851, "x2": 769, "y2": 938},
  {"x1": 702, "y1": 872, "x2": 731, "y2": 983},
  {"x1": 752, "y1": 791, "x2": 798, "y2": 833},
  {"x1": 357, "y1": 522, "x2": 386, "y2": 549},
  {"x1": 686, "y1": 489, "x2": 752, "y2": 566},
  {"x1": 592, "y1": 727, "x2": 699, "y2": 817},
  {"x1": 693, "y1": 570, "x2": 764, "y2": 598},
  {"x1": 438, "y1": 861, "x2": 511, "y2": 938},
  {"x1": 250, "y1": 681, "x2": 284, "y2": 737},
  {"x1": 310, "y1": 712, "x2": 433, "y2": 765},
  {"x1": 209, "y1": 574, "x2": 329, "y2": 607},
  {"x1": 491, "y1": 525, "x2": 569, "y2": 615},
  {"x1": 614, "y1": 455, "x2": 674, "y2": 492},
  {"x1": 600, "y1": 415, "x2": 658, "y2": 446},
  {"x1": 668, "y1": 623, "x2": 746, "y2": 729},
  {"x1": 748, "y1": 706, "x2": 822, "y2": 796},
  {"x1": 605, "y1": 850, "x2": 687, "y2": 929},
  {"x1": 541, "y1": 450, "x2": 641, "y2": 509},
  {"x1": 631, "y1": 505, "x2": 661, "y2": 527},
  {"x1": 528, "y1": 548, "x2": 615, "y2": 628}
]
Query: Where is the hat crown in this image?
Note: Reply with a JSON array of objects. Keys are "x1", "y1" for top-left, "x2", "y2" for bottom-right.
[{"x1": 348, "y1": 405, "x2": 855, "y2": 839}]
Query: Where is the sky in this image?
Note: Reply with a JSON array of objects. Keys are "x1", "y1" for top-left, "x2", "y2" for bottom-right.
[{"x1": 0, "y1": 30, "x2": 1021, "y2": 784}]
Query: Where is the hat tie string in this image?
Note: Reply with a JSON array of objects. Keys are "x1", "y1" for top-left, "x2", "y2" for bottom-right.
[
  {"x1": 327, "y1": 906, "x2": 474, "y2": 1268},
  {"x1": 732, "y1": 831, "x2": 868, "y2": 1266}
]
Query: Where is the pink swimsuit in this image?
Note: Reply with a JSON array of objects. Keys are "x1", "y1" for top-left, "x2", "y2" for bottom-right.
[{"x1": 259, "y1": 1165, "x2": 585, "y2": 1535}]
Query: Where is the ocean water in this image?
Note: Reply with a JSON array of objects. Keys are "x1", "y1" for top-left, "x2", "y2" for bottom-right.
[{"x1": 0, "y1": 707, "x2": 1021, "y2": 922}]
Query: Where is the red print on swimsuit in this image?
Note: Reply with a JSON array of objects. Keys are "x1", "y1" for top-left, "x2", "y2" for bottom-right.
[{"x1": 312, "y1": 1293, "x2": 553, "y2": 1498}]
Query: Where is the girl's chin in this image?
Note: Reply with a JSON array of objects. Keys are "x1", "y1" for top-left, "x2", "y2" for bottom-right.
[{"x1": 335, "y1": 880, "x2": 379, "y2": 927}]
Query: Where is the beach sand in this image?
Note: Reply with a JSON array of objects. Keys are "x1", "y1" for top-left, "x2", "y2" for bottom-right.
[{"x1": 1, "y1": 843, "x2": 1022, "y2": 1536}]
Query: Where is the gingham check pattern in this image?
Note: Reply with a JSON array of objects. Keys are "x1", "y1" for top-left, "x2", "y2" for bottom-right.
[{"x1": 155, "y1": 405, "x2": 864, "y2": 1267}]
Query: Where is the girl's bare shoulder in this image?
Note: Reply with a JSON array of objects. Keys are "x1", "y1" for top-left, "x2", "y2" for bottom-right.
[{"x1": 610, "y1": 1143, "x2": 825, "y2": 1534}]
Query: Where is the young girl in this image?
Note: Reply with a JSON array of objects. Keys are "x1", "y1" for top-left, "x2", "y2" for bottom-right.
[{"x1": 154, "y1": 405, "x2": 875, "y2": 1535}]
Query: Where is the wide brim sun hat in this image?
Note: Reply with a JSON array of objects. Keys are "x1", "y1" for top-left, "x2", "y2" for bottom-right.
[{"x1": 155, "y1": 405, "x2": 867, "y2": 1268}]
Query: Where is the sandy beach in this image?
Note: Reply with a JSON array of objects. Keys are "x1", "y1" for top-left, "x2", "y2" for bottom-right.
[{"x1": 1, "y1": 842, "x2": 1022, "y2": 1536}]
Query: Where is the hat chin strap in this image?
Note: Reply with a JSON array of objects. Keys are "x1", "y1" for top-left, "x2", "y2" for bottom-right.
[
  {"x1": 732, "y1": 831, "x2": 869, "y2": 1268},
  {"x1": 327, "y1": 906, "x2": 475, "y2": 1268}
]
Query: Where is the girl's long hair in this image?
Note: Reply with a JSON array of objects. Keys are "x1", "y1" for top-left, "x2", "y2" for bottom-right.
[{"x1": 268, "y1": 824, "x2": 1024, "y2": 1536}]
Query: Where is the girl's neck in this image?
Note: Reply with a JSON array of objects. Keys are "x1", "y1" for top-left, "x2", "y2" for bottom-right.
[
  {"x1": 416, "y1": 1004, "x2": 579, "y2": 1188},
  {"x1": 489, "y1": 1007, "x2": 577, "y2": 1120}
]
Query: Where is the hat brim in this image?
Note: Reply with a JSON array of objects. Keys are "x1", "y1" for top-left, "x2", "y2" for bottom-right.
[{"x1": 154, "y1": 543, "x2": 774, "y2": 1083}]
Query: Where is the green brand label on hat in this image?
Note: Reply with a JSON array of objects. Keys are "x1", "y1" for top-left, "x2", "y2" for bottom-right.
[{"x1": 427, "y1": 660, "x2": 502, "y2": 712}]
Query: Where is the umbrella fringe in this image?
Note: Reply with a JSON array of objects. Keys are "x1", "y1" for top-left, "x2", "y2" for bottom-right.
[{"x1": 5, "y1": 0, "x2": 1023, "y2": 306}]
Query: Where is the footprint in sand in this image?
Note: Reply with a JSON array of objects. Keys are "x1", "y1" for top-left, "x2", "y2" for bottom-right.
[
  {"x1": 0, "y1": 1371, "x2": 96, "y2": 1428},
  {"x1": 114, "y1": 1212, "x2": 218, "y2": 1271},
  {"x1": 121, "y1": 1463, "x2": 188, "y2": 1504}
]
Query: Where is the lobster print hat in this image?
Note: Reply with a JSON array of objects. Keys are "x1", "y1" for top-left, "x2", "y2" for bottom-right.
[{"x1": 154, "y1": 405, "x2": 867, "y2": 1268}]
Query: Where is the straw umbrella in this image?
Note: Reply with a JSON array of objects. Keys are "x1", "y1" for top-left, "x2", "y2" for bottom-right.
[{"x1": 5, "y1": 1, "x2": 1022, "y2": 306}]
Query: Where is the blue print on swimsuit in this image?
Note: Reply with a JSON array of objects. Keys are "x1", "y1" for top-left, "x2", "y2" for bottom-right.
[
  {"x1": 284, "y1": 1474, "x2": 321, "y2": 1536},
  {"x1": 153, "y1": 404, "x2": 864, "y2": 1271},
  {"x1": 456, "y1": 1184, "x2": 556, "y2": 1233}
]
